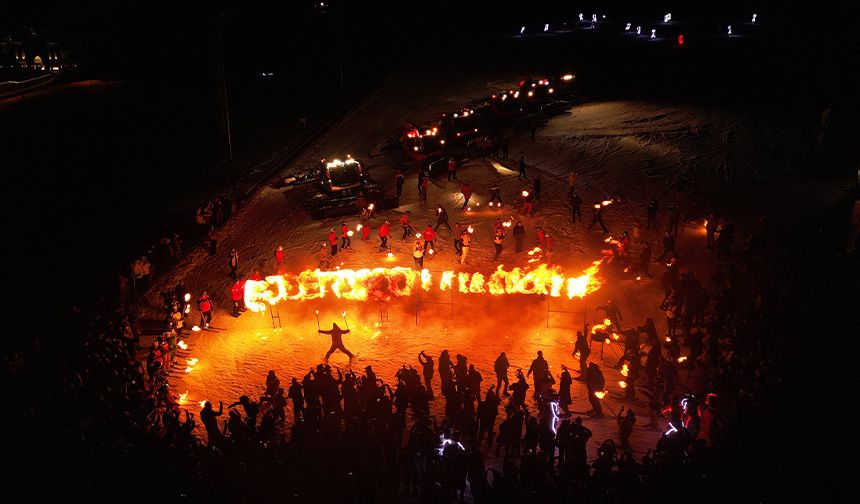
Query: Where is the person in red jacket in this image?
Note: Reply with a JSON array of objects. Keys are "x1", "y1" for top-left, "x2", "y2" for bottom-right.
[
  {"x1": 231, "y1": 279, "x2": 246, "y2": 317},
  {"x1": 340, "y1": 222, "x2": 351, "y2": 250},
  {"x1": 419, "y1": 176, "x2": 428, "y2": 202},
  {"x1": 197, "y1": 291, "x2": 213, "y2": 328},
  {"x1": 423, "y1": 224, "x2": 436, "y2": 252},
  {"x1": 461, "y1": 181, "x2": 473, "y2": 210},
  {"x1": 361, "y1": 224, "x2": 370, "y2": 241},
  {"x1": 545, "y1": 233, "x2": 555, "y2": 265},
  {"x1": 328, "y1": 229, "x2": 339, "y2": 256},
  {"x1": 522, "y1": 190, "x2": 534, "y2": 215},
  {"x1": 537, "y1": 227, "x2": 547, "y2": 249},
  {"x1": 378, "y1": 220, "x2": 391, "y2": 251},
  {"x1": 400, "y1": 212, "x2": 412, "y2": 241},
  {"x1": 274, "y1": 245, "x2": 284, "y2": 266}
]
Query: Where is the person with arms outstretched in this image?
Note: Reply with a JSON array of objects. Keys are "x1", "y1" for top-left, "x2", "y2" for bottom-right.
[{"x1": 318, "y1": 322, "x2": 354, "y2": 361}]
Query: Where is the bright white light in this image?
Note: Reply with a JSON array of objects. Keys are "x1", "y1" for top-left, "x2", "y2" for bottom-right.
[
  {"x1": 592, "y1": 14, "x2": 597, "y2": 23},
  {"x1": 664, "y1": 13, "x2": 672, "y2": 23},
  {"x1": 636, "y1": 26, "x2": 641, "y2": 35},
  {"x1": 550, "y1": 401, "x2": 561, "y2": 434},
  {"x1": 578, "y1": 13, "x2": 583, "y2": 21},
  {"x1": 752, "y1": 14, "x2": 757, "y2": 23},
  {"x1": 665, "y1": 422, "x2": 679, "y2": 436},
  {"x1": 727, "y1": 25, "x2": 732, "y2": 35},
  {"x1": 544, "y1": 24, "x2": 549, "y2": 32},
  {"x1": 625, "y1": 23, "x2": 631, "y2": 31},
  {"x1": 651, "y1": 29, "x2": 656, "y2": 39},
  {"x1": 437, "y1": 436, "x2": 465, "y2": 455},
  {"x1": 520, "y1": 26, "x2": 525, "y2": 34}
]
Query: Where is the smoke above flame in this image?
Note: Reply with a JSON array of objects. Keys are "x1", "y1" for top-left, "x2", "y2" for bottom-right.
[{"x1": 244, "y1": 262, "x2": 604, "y2": 312}]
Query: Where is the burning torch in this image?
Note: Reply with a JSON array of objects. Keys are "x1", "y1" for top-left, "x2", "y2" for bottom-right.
[
  {"x1": 341, "y1": 310, "x2": 350, "y2": 330},
  {"x1": 315, "y1": 310, "x2": 321, "y2": 331},
  {"x1": 593, "y1": 390, "x2": 617, "y2": 416}
]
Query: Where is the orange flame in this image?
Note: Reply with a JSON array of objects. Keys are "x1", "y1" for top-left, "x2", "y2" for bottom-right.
[
  {"x1": 619, "y1": 381, "x2": 627, "y2": 389},
  {"x1": 191, "y1": 326, "x2": 201, "y2": 332},
  {"x1": 244, "y1": 262, "x2": 605, "y2": 311},
  {"x1": 186, "y1": 357, "x2": 198, "y2": 366},
  {"x1": 179, "y1": 391, "x2": 189, "y2": 404},
  {"x1": 184, "y1": 366, "x2": 193, "y2": 373},
  {"x1": 198, "y1": 401, "x2": 207, "y2": 408},
  {"x1": 591, "y1": 318, "x2": 613, "y2": 335},
  {"x1": 177, "y1": 340, "x2": 188, "y2": 350},
  {"x1": 621, "y1": 364, "x2": 629, "y2": 377},
  {"x1": 594, "y1": 391, "x2": 607, "y2": 399},
  {"x1": 677, "y1": 356, "x2": 687, "y2": 363}
]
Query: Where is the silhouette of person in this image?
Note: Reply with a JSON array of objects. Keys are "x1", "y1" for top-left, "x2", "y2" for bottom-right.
[{"x1": 318, "y1": 322, "x2": 354, "y2": 361}]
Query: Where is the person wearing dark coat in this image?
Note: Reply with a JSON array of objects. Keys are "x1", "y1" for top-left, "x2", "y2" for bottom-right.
[
  {"x1": 494, "y1": 352, "x2": 510, "y2": 396},
  {"x1": 585, "y1": 362, "x2": 605, "y2": 417},
  {"x1": 570, "y1": 192, "x2": 583, "y2": 222},
  {"x1": 512, "y1": 221, "x2": 525, "y2": 252},
  {"x1": 647, "y1": 199, "x2": 659, "y2": 229},
  {"x1": 573, "y1": 331, "x2": 590, "y2": 378},
  {"x1": 589, "y1": 204, "x2": 608, "y2": 233},
  {"x1": 318, "y1": 323, "x2": 353, "y2": 361}
]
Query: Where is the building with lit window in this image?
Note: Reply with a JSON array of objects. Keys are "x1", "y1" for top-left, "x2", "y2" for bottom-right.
[{"x1": 0, "y1": 27, "x2": 72, "y2": 72}]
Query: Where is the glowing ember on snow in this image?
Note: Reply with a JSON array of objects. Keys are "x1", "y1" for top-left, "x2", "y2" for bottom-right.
[
  {"x1": 244, "y1": 262, "x2": 605, "y2": 310},
  {"x1": 177, "y1": 340, "x2": 188, "y2": 350},
  {"x1": 621, "y1": 364, "x2": 629, "y2": 377},
  {"x1": 594, "y1": 391, "x2": 607, "y2": 399},
  {"x1": 191, "y1": 326, "x2": 201, "y2": 332}
]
